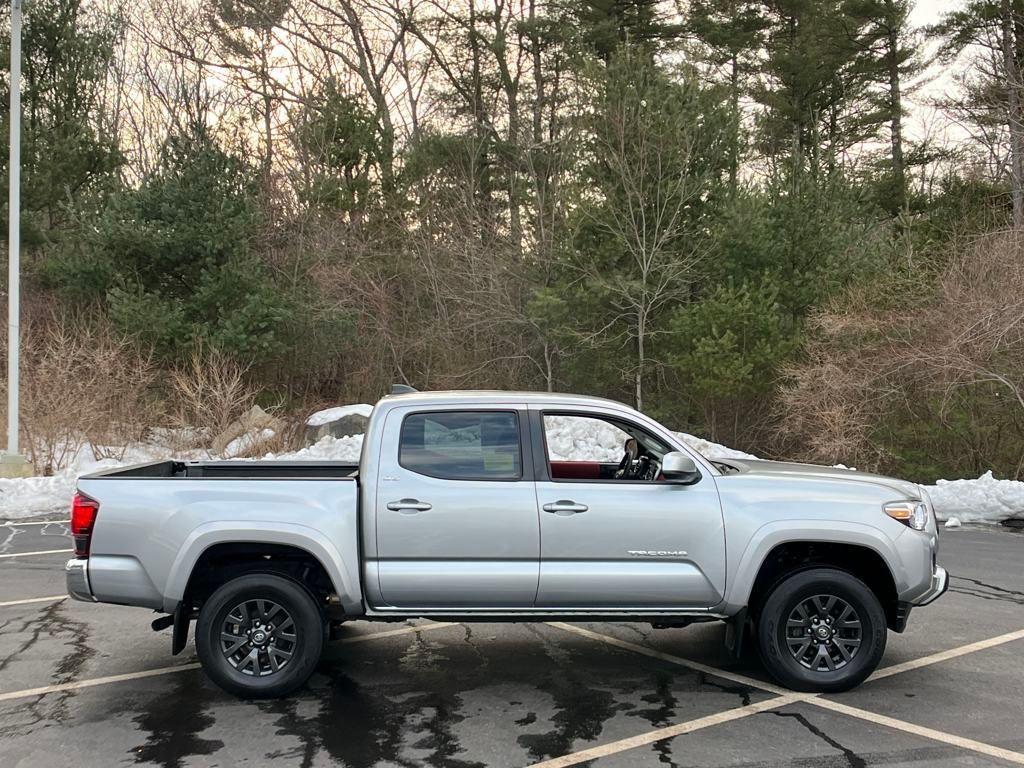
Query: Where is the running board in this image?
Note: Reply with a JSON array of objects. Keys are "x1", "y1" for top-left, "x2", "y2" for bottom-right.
[{"x1": 362, "y1": 609, "x2": 727, "y2": 623}]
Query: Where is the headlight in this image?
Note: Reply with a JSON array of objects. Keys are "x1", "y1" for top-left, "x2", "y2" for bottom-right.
[{"x1": 884, "y1": 500, "x2": 929, "y2": 530}]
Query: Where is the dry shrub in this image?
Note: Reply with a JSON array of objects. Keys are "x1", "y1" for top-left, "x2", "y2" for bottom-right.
[
  {"x1": 0, "y1": 311, "x2": 158, "y2": 473},
  {"x1": 168, "y1": 345, "x2": 259, "y2": 443},
  {"x1": 228, "y1": 420, "x2": 305, "y2": 459},
  {"x1": 780, "y1": 229, "x2": 1024, "y2": 474}
]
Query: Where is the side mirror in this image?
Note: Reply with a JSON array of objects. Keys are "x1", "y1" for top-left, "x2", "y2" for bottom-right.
[{"x1": 662, "y1": 451, "x2": 701, "y2": 485}]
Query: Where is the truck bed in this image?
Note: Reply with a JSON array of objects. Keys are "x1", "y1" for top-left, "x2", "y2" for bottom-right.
[{"x1": 82, "y1": 459, "x2": 359, "y2": 481}]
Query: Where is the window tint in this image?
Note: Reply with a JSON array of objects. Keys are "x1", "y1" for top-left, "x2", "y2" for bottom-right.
[{"x1": 399, "y1": 411, "x2": 521, "y2": 480}]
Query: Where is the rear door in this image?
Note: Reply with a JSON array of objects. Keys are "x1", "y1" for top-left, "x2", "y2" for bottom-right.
[
  {"x1": 533, "y1": 409, "x2": 726, "y2": 608},
  {"x1": 373, "y1": 405, "x2": 540, "y2": 608}
]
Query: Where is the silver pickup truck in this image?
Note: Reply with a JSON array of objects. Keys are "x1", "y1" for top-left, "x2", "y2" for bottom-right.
[{"x1": 66, "y1": 388, "x2": 947, "y2": 698}]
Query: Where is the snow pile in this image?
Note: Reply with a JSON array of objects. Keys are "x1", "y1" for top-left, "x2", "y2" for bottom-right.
[
  {"x1": 542, "y1": 415, "x2": 755, "y2": 462},
  {"x1": 224, "y1": 428, "x2": 276, "y2": 458},
  {"x1": 544, "y1": 415, "x2": 628, "y2": 461},
  {"x1": 0, "y1": 440, "x2": 204, "y2": 519},
  {"x1": 924, "y1": 471, "x2": 1024, "y2": 525},
  {"x1": 678, "y1": 433, "x2": 757, "y2": 460},
  {"x1": 270, "y1": 433, "x2": 364, "y2": 463},
  {"x1": 1, "y1": 404, "x2": 1022, "y2": 526},
  {"x1": 306, "y1": 404, "x2": 373, "y2": 427}
]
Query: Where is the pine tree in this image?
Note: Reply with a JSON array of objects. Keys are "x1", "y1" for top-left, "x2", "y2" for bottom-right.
[
  {"x1": 570, "y1": 0, "x2": 684, "y2": 60},
  {"x1": 933, "y1": 0, "x2": 1024, "y2": 227},
  {"x1": 754, "y1": 0, "x2": 885, "y2": 177},
  {"x1": 687, "y1": 0, "x2": 766, "y2": 190},
  {"x1": 847, "y1": 0, "x2": 921, "y2": 214}
]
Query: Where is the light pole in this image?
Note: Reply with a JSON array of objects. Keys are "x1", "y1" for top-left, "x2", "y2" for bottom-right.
[{"x1": 3, "y1": 0, "x2": 30, "y2": 476}]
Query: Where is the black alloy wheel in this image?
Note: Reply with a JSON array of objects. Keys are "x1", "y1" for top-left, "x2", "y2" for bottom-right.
[
  {"x1": 756, "y1": 568, "x2": 886, "y2": 692},
  {"x1": 196, "y1": 573, "x2": 324, "y2": 698}
]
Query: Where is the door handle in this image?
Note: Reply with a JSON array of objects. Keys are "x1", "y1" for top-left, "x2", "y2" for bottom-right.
[
  {"x1": 542, "y1": 500, "x2": 588, "y2": 515},
  {"x1": 386, "y1": 498, "x2": 432, "y2": 514}
]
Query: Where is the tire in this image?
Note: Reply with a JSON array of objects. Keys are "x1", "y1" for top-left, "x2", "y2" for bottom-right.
[
  {"x1": 756, "y1": 568, "x2": 886, "y2": 693},
  {"x1": 195, "y1": 573, "x2": 324, "y2": 698}
]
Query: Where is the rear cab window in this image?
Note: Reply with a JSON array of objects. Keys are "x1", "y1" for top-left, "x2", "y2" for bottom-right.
[{"x1": 399, "y1": 411, "x2": 522, "y2": 480}]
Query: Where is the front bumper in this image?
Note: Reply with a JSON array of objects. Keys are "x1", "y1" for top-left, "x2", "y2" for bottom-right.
[
  {"x1": 912, "y1": 564, "x2": 949, "y2": 606},
  {"x1": 66, "y1": 558, "x2": 95, "y2": 602}
]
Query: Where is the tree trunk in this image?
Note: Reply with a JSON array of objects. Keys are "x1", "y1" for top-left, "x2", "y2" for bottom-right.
[
  {"x1": 729, "y1": 52, "x2": 739, "y2": 192},
  {"x1": 635, "y1": 309, "x2": 646, "y2": 411},
  {"x1": 886, "y1": 1, "x2": 906, "y2": 213},
  {"x1": 1003, "y1": 0, "x2": 1024, "y2": 228}
]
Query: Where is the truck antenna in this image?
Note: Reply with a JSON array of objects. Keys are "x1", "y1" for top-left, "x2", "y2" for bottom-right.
[{"x1": 390, "y1": 384, "x2": 418, "y2": 395}]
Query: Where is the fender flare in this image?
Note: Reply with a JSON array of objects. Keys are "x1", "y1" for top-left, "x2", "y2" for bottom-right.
[
  {"x1": 161, "y1": 521, "x2": 362, "y2": 615},
  {"x1": 717, "y1": 519, "x2": 906, "y2": 615}
]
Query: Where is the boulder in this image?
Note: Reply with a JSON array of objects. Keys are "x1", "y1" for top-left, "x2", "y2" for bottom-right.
[
  {"x1": 303, "y1": 404, "x2": 372, "y2": 445},
  {"x1": 212, "y1": 405, "x2": 284, "y2": 456}
]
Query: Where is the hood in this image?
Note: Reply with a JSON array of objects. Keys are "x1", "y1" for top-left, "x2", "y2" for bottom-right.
[{"x1": 720, "y1": 458, "x2": 922, "y2": 499}]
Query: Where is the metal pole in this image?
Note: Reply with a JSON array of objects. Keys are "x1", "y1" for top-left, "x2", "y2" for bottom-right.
[{"x1": 7, "y1": 0, "x2": 21, "y2": 455}]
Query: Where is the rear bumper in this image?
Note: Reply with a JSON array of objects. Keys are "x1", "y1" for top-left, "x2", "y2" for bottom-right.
[
  {"x1": 912, "y1": 565, "x2": 949, "y2": 607},
  {"x1": 65, "y1": 558, "x2": 95, "y2": 602}
]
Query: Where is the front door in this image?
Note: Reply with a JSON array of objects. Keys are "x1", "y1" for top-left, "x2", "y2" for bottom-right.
[
  {"x1": 533, "y1": 410, "x2": 726, "y2": 608},
  {"x1": 374, "y1": 406, "x2": 540, "y2": 608}
]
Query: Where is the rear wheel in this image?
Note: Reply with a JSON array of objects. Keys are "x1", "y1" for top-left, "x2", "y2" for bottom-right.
[
  {"x1": 195, "y1": 573, "x2": 324, "y2": 698},
  {"x1": 756, "y1": 568, "x2": 886, "y2": 692}
]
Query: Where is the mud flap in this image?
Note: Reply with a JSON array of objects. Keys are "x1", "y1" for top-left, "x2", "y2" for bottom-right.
[
  {"x1": 171, "y1": 604, "x2": 190, "y2": 655},
  {"x1": 724, "y1": 608, "x2": 748, "y2": 660}
]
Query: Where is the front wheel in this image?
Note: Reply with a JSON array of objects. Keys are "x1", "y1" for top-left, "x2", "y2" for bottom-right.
[
  {"x1": 195, "y1": 573, "x2": 324, "y2": 698},
  {"x1": 756, "y1": 568, "x2": 886, "y2": 692}
]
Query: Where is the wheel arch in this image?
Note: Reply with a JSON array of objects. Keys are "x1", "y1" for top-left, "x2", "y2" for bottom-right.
[
  {"x1": 723, "y1": 523, "x2": 906, "y2": 631},
  {"x1": 746, "y1": 541, "x2": 900, "y2": 630},
  {"x1": 163, "y1": 522, "x2": 362, "y2": 616}
]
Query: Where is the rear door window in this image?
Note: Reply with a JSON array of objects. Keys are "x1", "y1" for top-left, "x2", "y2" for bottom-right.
[{"x1": 399, "y1": 411, "x2": 522, "y2": 480}]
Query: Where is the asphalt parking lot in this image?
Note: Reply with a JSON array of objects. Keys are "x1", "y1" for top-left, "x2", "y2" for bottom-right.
[{"x1": 1, "y1": 518, "x2": 1022, "y2": 767}]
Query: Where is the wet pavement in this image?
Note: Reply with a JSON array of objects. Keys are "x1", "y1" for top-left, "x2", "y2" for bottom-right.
[{"x1": 0, "y1": 521, "x2": 1022, "y2": 767}]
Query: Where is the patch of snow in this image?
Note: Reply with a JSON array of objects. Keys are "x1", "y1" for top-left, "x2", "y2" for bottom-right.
[
  {"x1": 1, "y1": 408, "x2": 1021, "y2": 526},
  {"x1": 306, "y1": 404, "x2": 373, "y2": 427},
  {"x1": 270, "y1": 433, "x2": 364, "y2": 463},
  {"x1": 544, "y1": 415, "x2": 628, "y2": 462},
  {"x1": 924, "y1": 471, "x2": 1024, "y2": 525},
  {"x1": 0, "y1": 441, "x2": 202, "y2": 520},
  {"x1": 542, "y1": 414, "x2": 757, "y2": 462},
  {"x1": 677, "y1": 433, "x2": 757, "y2": 461},
  {"x1": 223, "y1": 428, "x2": 276, "y2": 458}
]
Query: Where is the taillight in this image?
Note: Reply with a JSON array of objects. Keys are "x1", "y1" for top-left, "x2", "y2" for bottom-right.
[{"x1": 70, "y1": 492, "x2": 99, "y2": 557}]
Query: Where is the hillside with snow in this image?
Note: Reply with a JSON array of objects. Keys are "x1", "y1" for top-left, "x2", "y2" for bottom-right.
[{"x1": 1, "y1": 405, "x2": 1020, "y2": 527}]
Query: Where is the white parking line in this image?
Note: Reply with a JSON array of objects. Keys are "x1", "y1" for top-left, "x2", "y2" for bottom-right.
[
  {"x1": 808, "y1": 697, "x2": 1024, "y2": 765},
  {"x1": 0, "y1": 621, "x2": 457, "y2": 703},
  {"x1": 0, "y1": 595, "x2": 66, "y2": 608},
  {"x1": 869, "y1": 627, "x2": 1024, "y2": 680},
  {"x1": 0, "y1": 663, "x2": 204, "y2": 703},
  {"x1": 545, "y1": 623, "x2": 1024, "y2": 767},
  {"x1": 0, "y1": 548, "x2": 72, "y2": 559},
  {"x1": 547, "y1": 621, "x2": 786, "y2": 695},
  {"x1": 1, "y1": 520, "x2": 70, "y2": 526},
  {"x1": 528, "y1": 695, "x2": 803, "y2": 768}
]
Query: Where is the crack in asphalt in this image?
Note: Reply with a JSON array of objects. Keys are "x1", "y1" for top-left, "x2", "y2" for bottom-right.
[
  {"x1": 0, "y1": 600, "x2": 98, "y2": 735},
  {"x1": 950, "y1": 575, "x2": 1024, "y2": 606},
  {"x1": 771, "y1": 710, "x2": 867, "y2": 768},
  {"x1": 697, "y1": 671, "x2": 753, "y2": 707}
]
